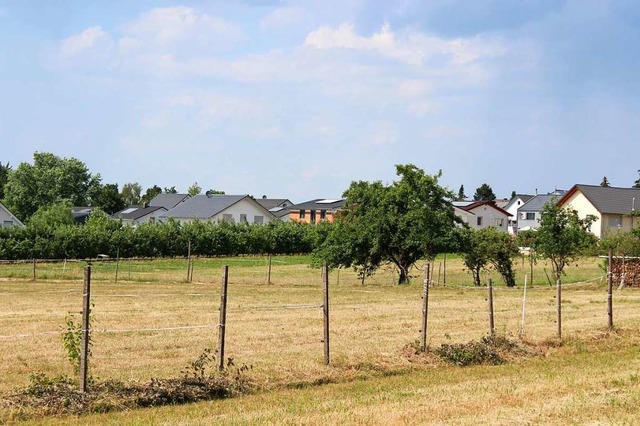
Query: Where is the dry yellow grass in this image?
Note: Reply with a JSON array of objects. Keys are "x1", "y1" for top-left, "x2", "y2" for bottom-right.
[{"x1": 1, "y1": 255, "x2": 639, "y2": 424}]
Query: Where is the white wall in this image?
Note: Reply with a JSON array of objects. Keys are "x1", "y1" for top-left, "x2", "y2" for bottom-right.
[
  {"x1": 0, "y1": 205, "x2": 24, "y2": 228},
  {"x1": 211, "y1": 198, "x2": 275, "y2": 223},
  {"x1": 467, "y1": 205, "x2": 509, "y2": 232}
]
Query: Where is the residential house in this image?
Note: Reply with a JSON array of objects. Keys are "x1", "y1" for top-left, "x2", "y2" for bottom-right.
[
  {"x1": 256, "y1": 197, "x2": 295, "y2": 221},
  {"x1": 453, "y1": 201, "x2": 511, "y2": 232},
  {"x1": 453, "y1": 205, "x2": 476, "y2": 228},
  {"x1": 516, "y1": 190, "x2": 566, "y2": 232},
  {"x1": 556, "y1": 184, "x2": 640, "y2": 239},
  {"x1": 503, "y1": 194, "x2": 534, "y2": 234},
  {"x1": 111, "y1": 205, "x2": 167, "y2": 226},
  {"x1": 158, "y1": 194, "x2": 277, "y2": 224},
  {"x1": 71, "y1": 207, "x2": 96, "y2": 224},
  {"x1": 289, "y1": 199, "x2": 345, "y2": 224},
  {"x1": 0, "y1": 203, "x2": 25, "y2": 228}
]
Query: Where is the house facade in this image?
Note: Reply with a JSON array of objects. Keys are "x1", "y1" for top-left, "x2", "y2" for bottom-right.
[
  {"x1": 112, "y1": 205, "x2": 167, "y2": 226},
  {"x1": 516, "y1": 190, "x2": 566, "y2": 232},
  {"x1": 556, "y1": 184, "x2": 640, "y2": 238},
  {"x1": 453, "y1": 201, "x2": 511, "y2": 232},
  {"x1": 256, "y1": 198, "x2": 294, "y2": 221},
  {"x1": 0, "y1": 203, "x2": 24, "y2": 228},
  {"x1": 289, "y1": 199, "x2": 345, "y2": 224},
  {"x1": 503, "y1": 194, "x2": 533, "y2": 234},
  {"x1": 159, "y1": 194, "x2": 277, "y2": 224}
]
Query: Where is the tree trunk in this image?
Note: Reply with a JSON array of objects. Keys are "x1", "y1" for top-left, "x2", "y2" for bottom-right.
[{"x1": 397, "y1": 264, "x2": 409, "y2": 285}]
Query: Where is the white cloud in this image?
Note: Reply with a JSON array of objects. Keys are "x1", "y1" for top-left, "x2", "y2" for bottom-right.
[
  {"x1": 59, "y1": 26, "x2": 113, "y2": 57},
  {"x1": 260, "y1": 6, "x2": 308, "y2": 30}
]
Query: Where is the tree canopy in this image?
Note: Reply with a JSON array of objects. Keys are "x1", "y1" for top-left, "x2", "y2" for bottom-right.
[
  {"x1": 473, "y1": 183, "x2": 497, "y2": 202},
  {"x1": 634, "y1": 170, "x2": 640, "y2": 189},
  {"x1": 3, "y1": 152, "x2": 97, "y2": 221},
  {"x1": 0, "y1": 162, "x2": 11, "y2": 200},
  {"x1": 121, "y1": 182, "x2": 142, "y2": 206},
  {"x1": 533, "y1": 201, "x2": 597, "y2": 282},
  {"x1": 313, "y1": 164, "x2": 461, "y2": 284},
  {"x1": 141, "y1": 185, "x2": 162, "y2": 205},
  {"x1": 600, "y1": 176, "x2": 611, "y2": 187},
  {"x1": 188, "y1": 182, "x2": 202, "y2": 196},
  {"x1": 462, "y1": 227, "x2": 519, "y2": 287}
]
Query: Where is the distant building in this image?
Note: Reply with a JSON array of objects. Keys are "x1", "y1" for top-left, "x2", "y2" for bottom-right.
[
  {"x1": 288, "y1": 199, "x2": 346, "y2": 224},
  {"x1": 453, "y1": 201, "x2": 511, "y2": 232},
  {"x1": 516, "y1": 190, "x2": 566, "y2": 232},
  {"x1": 158, "y1": 194, "x2": 277, "y2": 224},
  {"x1": 256, "y1": 197, "x2": 295, "y2": 221},
  {"x1": 0, "y1": 203, "x2": 25, "y2": 228}
]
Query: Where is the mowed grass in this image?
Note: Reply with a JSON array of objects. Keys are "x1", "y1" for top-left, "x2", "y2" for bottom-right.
[{"x1": 2, "y1": 255, "x2": 640, "y2": 424}]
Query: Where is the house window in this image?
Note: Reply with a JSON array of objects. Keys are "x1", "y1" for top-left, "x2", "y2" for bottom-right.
[
  {"x1": 310, "y1": 210, "x2": 316, "y2": 224},
  {"x1": 525, "y1": 212, "x2": 535, "y2": 221},
  {"x1": 496, "y1": 218, "x2": 503, "y2": 227},
  {"x1": 222, "y1": 214, "x2": 234, "y2": 223},
  {"x1": 2, "y1": 220, "x2": 13, "y2": 227},
  {"x1": 240, "y1": 214, "x2": 247, "y2": 224},
  {"x1": 477, "y1": 216, "x2": 483, "y2": 226},
  {"x1": 320, "y1": 210, "x2": 326, "y2": 220},
  {"x1": 608, "y1": 216, "x2": 622, "y2": 228},
  {"x1": 254, "y1": 215, "x2": 263, "y2": 224},
  {"x1": 299, "y1": 211, "x2": 306, "y2": 219}
]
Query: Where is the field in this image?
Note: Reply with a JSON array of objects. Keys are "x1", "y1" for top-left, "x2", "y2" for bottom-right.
[{"x1": 2, "y1": 255, "x2": 640, "y2": 424}]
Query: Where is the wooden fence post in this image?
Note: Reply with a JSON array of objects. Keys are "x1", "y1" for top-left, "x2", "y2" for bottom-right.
[
  {"x1": 443, "y1": 253, "x2": 447, "y2": 286},
  {"x1": 608, "y1": 249, "x2": 614, "y2": 331},
  {"x1": 520, "y1": 274, "x2": 528, "y2": 338},
  {"x1": 114, "y1": 248, "x2": 120, "y2": 283},
  {"x1": 186, "y1": 240, "x2": 192, "y2": 282},
  {"x1": 488, "y1": 278, "x2": 495, "y2": 338},
  {"x1": 80, "y1": 265, "x2": 92, "y2": 392},
  {"x1": 323, "y1": 262, "x2": 330, "y2": 365},
  {"x1": 32, "y1": 258, "x2": 36, "y2": 282},
  {"x1": 217, "y1": 266, "x2": 229, "y2": 371},
  {"x1": 556, "y1": 278, "x2": 562, "y2": 339},
  {"x1": 267, "y1": 254, "x2": 272, "y2": 285},
  {"x1": 420, "y1": 263, "x2": 430, "y2": 352}
]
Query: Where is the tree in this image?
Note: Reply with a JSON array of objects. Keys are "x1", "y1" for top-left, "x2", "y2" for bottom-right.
[
  {"x1": 3, "y1": 152, "x2": 96, "y2": 221},
  {"x1": 601, "y1": 176, "x2": 611, "y2": 187},
  {"x1": 633, "y1": 170, "x2": 640, "y2": 189},
  {"x1": 313, "y1": 164, "x2": 461, "y2": 284},
  {"x1": 188, "y1": 182, "x2": 202, "y2": 196},
  {"x1": 0, "y1": 162, "x2": 11, "y2": 200},
  {"x1": 456, "y1": 185, "x2": 466, "y2": 201},
  {"x1": 141, "y1": 185, "x2": 162, "y2": 205},
  {"x1": 511, "y1": 190, "x2": 516, "y2": 199},
  {"x1": 462, "y1": 228, "x2": 518, "y2": 287},
  {"x1": 473, "y1": 183, "x2": 496, "y2": 202},
  {"x1": 88, "y1": 182, "x2": 126, "y2": 214},
  {"x1": 206, "y1": 189, "x2": 225, "y2": 196},
  {"x1": 28, "y1": 200, "x2": 75, "y2": 232},
  {"x1": 533, "y1": 201, "x2": 597, "y2": 282},
  {"x1": 164, "y1": 186, "x2": 177, "y2": 194},
  {"x1": 121, "y1": 182, "x2": 142, "y2": 206}
]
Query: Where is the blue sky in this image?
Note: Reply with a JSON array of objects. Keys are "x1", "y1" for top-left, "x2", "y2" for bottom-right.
[{"x1": 1, "y1": 0, "x2": 639, "y2": 201}]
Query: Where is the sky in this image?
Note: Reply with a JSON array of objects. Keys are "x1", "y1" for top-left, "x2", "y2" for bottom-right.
[{"x1": 1, "y1": 0, "x2": 640, "y2": 202}]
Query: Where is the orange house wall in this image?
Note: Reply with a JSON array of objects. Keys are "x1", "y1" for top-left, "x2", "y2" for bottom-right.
[{"x1": 289, "y1": 210, "x2": 338, "y2": 224}]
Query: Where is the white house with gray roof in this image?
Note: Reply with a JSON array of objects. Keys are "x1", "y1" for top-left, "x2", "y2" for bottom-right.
[
  {"x1": 158, "y1": 194, "x2": 277, "y2": 224},
  {"x1": 503, "y1": 194, "x2": 534, "y2": 234},
  {"x1": 0, "y1": 203, "x2": 24, "y2": 228},
  {"x1": 557, "y1": 184, "x2": 640, "y2": 238}
]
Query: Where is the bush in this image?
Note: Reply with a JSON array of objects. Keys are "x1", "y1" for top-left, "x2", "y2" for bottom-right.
[{"x1": 435, "y1": 336, "x2": 519, "y2": 366}]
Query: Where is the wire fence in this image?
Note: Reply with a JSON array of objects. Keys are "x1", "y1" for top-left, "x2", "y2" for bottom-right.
[{"x1": 1, "y1": 256, "x2": 637, "y2": 394}]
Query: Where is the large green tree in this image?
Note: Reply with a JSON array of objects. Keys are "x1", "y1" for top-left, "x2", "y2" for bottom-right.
[
  {"x1": 633, "y1": 170, "x2": 640, "y2": 189},
  {"x1": 0, "y1": 162, "x2": 11, "y2": 200},
  {"x1": 141, "y1": 185, "x2": 162, "y2": 205},
  {"x1": 3, "y1": 152, "x2": 96, "y2": 221},
  {"x1": 462, "y1": 228, "x2": 518, "y2": 287},
  {"x1": 313, "y1": 164, "x2": 461, "y2": 284},
  {"x1": 473, "y1": 183, "x2": 497, "y2": 202},
  {"x1": 533, "y1": 201, "x2": 597, "y2": 282},
  {"x1": 88, "y1": 182, "x2": 126, "y2": 214},
  {"x1": 121, "y1": 182, "x2": 142, "y2": 206}
]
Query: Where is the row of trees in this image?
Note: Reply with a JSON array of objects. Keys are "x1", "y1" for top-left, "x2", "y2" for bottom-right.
[{"x1": 0, "y1": 153, "x2": 225, "y2": 223}]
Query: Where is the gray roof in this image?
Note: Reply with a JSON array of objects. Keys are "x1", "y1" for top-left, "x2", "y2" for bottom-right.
[
  {"x1": 160, "y1": 194, "x2": 273, "y2": 219},
  {"x1": 256, "y1": 198, "x2": 293, "y2": 210},
  {"x1": 518, "y1": 194, "x2": 561, "y2": 212},
  {"x1": 112, "y1": 205, "x2": 166, "y2": 220},
  {"x1": 148, "y1": 193, "x2": 190, "y2": 210},
  {"x1": 503, "y1": 194, "x2": 534, "y2": 211},
  {"x1": 563, "y1": 184, "x2": 640, "y2": 215},
  {"x1": 288, "y1": 199, "x2": 346, "y2": 211}
]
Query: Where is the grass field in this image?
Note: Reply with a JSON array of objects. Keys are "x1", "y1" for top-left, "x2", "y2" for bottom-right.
[{"x1": 1, "y1": 255, "x2": 640, "y2": 424}]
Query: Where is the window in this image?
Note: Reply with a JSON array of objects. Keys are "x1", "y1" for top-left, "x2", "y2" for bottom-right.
[
  {"x1": 320, "y1": 210, "x2": 326, "y2": 220},
  {"x1": 496, "y1": 218, "x2": 503, "y2": 227},
  {"x1": 299, "y1": 211, "x2": 306, "y2": 219},
  {"x1": 310, "y1": 210, "x2": 316, "y2": 224},
  {"x1": 240, "y1": 214, "x2": 247, "y2": 224},
  {"x1": 608, "y1": 216, "x2": 622, "y2": 228},
  {"x1": 476, "y1": 216, "x2": 483, "y2": 226},
  {"x1": 525, "y1": 212, "x2": 535, "y2": 221},
  {"x1": 253, "y1": 215, "x2": 263, "y2": 224},
  {"x1": 222, "y1": 214, "x2": 234, "y2": 223},
  {"x1": 2, "y1": 220, "x2": 13, "y2": 227}
]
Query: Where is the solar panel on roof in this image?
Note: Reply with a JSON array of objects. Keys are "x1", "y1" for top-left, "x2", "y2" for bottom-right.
[{"x1": 317, "y1": 199, "x2": 340, "y2": 204}]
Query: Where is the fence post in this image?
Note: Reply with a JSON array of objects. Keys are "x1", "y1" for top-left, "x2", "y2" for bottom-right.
[
  {"x1": 420, "y1": 263, "x2": 430, "y2": 352},
  {"x1": 267, "y1": 254, "x2": 272, "y2": 285},
  {"x1": 80, "y1": 265, "x2": 91, "y2": 392},
  {"x1": 217, "y1": 265, "x2": 229, "y2": 371},
  {"x1": 443, "y1": 253, "x2": 447, "y2": 286},
  {"x1": 608, "y1": 248, "x2": 614, "y2": 331},
  {"x1": 322, "y1": 262, "x2": 330, "y2": 365},
  {"x1": 186, "y1": 240, "x2": 192, "y2": 282},
  {"x1": 32, "y1": 258, "x2": 36, "y2": 281},
  {"x1": 488, "y1": 278, "x2": 495, "y2": 338},
  {"x1": 114, "y1": 248, "x2": 120, "y2": 283},
  {"x1": 520, "y1": 274, "x2": 528, "y2": 338},
  {"x1": 556, "y1": 278, "x2": 562, "y2": 339}
]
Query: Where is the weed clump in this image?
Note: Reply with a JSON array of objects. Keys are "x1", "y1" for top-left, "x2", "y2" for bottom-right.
[
  {"x1": 435, "y1": 335, "x2": 520, "y2": 366},
  {"x1": 1, "y1": 349, "x2": 252, "y2": 417}
]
